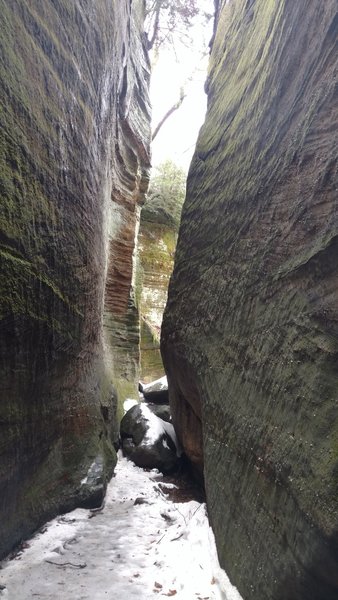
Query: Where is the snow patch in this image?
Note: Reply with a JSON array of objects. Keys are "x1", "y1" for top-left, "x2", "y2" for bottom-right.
[
  {"x1": 80, "y1": 460, "x2": 98, "y2": 486},
  {"x1": 0, "y1": 456, "x2": 243, "y2": 600},
  {"x1": 142, "y1": 375, "x2": 168, "y2": 392},
  {"x1": 124, "y1": 398, "x2": 138, "y2": 413},
  {"x1": 140, "y1": 404, "x2": 182, "y2": 457}
]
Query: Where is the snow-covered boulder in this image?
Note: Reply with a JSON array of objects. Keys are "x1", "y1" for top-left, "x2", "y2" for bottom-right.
[
  {"x1": 120, "y1": 404, "x2": 181, "y2": 473},
  {"x1": 141, "y1": 376, "x2": 169, "y2": 404}
]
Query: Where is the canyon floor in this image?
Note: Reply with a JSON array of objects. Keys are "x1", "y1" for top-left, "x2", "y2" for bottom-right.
[{"x1": 0, "y1": 455, "x2": 243, "y2": 600}]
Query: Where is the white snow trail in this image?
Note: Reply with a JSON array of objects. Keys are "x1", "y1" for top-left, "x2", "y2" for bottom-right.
[{"x1": 0, "y1": 456, "x2": 243, "y2": 600}]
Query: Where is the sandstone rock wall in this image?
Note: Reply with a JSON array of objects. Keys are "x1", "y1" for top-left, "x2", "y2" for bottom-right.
[
  {"x1": 0, "y1": 0, "x2": 150, "y2": 557},
  {"x1": 138, "y1": 218, "x2": 176, "y2": 383},
  {"x1": 162, "y1": 1, "x2": 338, "y2": 598}
]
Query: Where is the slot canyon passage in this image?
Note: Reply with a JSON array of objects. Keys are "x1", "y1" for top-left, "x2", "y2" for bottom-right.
[{"x1": 0, "y1": 0, "x2": 338, "y2": 599}]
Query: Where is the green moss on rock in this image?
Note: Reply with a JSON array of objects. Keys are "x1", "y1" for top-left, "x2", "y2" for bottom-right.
[
  {"x1": 0, "y1": 0, "x2": 150, "y2": 559},
  {"x1": 162, "y1": 1, "x2": 338, "y2": 599}
]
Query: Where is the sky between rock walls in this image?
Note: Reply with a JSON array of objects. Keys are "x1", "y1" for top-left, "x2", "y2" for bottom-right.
[{"x1": 150, "y1": 0, "x2": 215, "y2": 172}]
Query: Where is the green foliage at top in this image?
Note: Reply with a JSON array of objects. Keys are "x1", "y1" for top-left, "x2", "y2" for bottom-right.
[
  {"x1": 145, "y1": 0, "x2": 200, "y2": 50},
  {"x1": 141, "y1": 159, "x2": 186, "y2": 229}
]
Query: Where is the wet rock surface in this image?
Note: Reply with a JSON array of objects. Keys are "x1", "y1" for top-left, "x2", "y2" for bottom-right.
[
  {"x1": 162, "y1": 1, "x2": 338, "y2": 599},
  {"x1": 0, "y1": 0, "x2": 150, "y2": 557}
]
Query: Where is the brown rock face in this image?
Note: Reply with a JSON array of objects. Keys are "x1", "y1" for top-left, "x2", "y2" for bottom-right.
[
  {"x1": 138, "y1": 219, "x2": 177, "y2": 383},
  {"x1": 0, "y1": 0, "x2": 150, "y2": 557},
  {"x1": 162, "y1": 1, "x2": 338, "y2": 599}
]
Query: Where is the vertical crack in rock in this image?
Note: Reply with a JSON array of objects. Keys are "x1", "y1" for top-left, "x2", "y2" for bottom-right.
[
  {"x1": 161, "y1": 1, "x2": 338, "y2": 599},
  {"x1": 0, "y1": 0, "x2": 151, "y2": 557}
]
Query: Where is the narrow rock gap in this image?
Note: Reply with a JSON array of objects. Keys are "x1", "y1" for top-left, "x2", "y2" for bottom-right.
[{"x1": 3, "y1": 0, "x2": 336, "y2": 598}]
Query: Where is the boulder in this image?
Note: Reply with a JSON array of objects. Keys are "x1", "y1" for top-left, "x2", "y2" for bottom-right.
[
  {"x1": 141, "y1": 376, "x2": 169, "y2": 404},
  {"x1": 124, "y1": 398, "x2": 171, "y2": 422},
  {"x1": 120, "y1": 404, "x2": 179, "y2": 473},
  {"x1": 147, "y1": 403, "x2": 171, "y2": 423}
]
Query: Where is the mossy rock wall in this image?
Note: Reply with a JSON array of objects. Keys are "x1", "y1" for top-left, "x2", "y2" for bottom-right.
[
  {"x1": 162, "y1": 1, "x2": 338, "y2": 599},
  {"x1": 139, "y1": 219, "x2": 177, "y2": 383},
  {"x1": 0, "y1": 0, "x2": 150, "y2": 557}
]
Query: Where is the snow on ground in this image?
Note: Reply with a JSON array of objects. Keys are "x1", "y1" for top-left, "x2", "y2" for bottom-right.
[{"x1": 0, "y1": 456, "x2": 243, "y2": 600}]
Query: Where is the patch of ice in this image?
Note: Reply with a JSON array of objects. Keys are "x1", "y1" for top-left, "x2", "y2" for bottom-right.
[{"x1": 81, "y1": 460, "x2": 97, "y2": 486}]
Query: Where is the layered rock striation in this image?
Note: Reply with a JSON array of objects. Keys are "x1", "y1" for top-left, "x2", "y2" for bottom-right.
[
  {"x1": 0, "y1": 0, "x2": 150, "y2": 557},
  {"x1": 138, "y1": 161, "x2": 184, "y2": 383},
  {"x1": 162, "y1": 1, "x2": 338, "y2": 599},
  {"x1": 138, "y1": 217, "x2": 177, "y2": 383}
]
